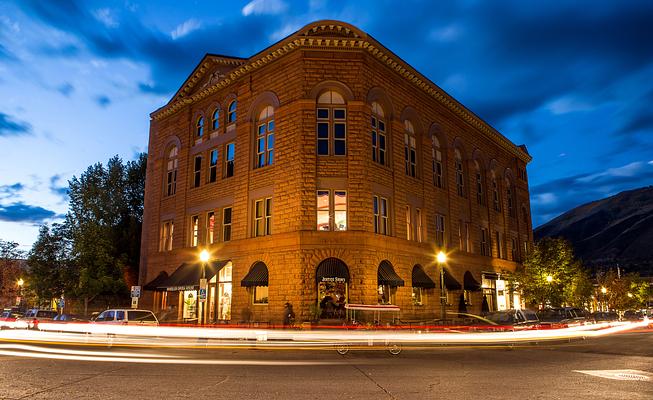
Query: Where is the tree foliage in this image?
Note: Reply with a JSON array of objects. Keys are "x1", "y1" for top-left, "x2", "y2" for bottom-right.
[
  {"x1": 513, "y1": 238, "x2": 593, "y2": 308},
  {"x1": 27, "y1": 224, "x2": 76, "y2": 302},
  {"x1": 596, "y1": 270, "x2": 652, "y2": 310},
  {"x1": 0, "y1": 239, "x2": 24, "y2": 306}
]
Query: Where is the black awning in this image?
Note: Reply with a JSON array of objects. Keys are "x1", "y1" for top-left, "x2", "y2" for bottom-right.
[
  {"x1": 412, "y1": 265, "x2": 436, "y2": 288},
  {"x1": 378, "y1": 260, "x2": 404, "y2": 287},
  {"x1": 443, "y1": 268, "x2": 462, "y2": 290},
  {"x1": 464, "y1": 271, "x2": 482, "y2": 291},
  {"x1": 241, "y1": 261, "x2": 269, "y2": 287},
  {"x1": 143, "y1": 271, "x2": 169, "y2": 291},
  {"x1": 161, "y1": 260, "x2": 230, "y2": 291},
  {"x1": 316, "y1": 257, "x2": 350, "y2": 283}
]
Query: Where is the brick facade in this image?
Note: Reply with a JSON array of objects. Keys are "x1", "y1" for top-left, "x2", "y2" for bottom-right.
[{"x1": 139, "y1": 21, "x2": 534, "y2": 324}]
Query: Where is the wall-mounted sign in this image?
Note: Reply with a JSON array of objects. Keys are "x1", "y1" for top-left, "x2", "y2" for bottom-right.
[{"x1": 321, "y1": 277, "x2": 346, "y2": 283}]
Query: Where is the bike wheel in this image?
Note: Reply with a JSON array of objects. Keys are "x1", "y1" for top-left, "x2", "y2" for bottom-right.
[
  {"x1": 335, "y1": 344, "x2": 349, "y2": 355},
  {"x1": 387, "y1": 343, "x2": 401, "y2": 355}
]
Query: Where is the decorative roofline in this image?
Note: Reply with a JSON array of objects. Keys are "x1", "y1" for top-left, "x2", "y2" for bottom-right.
[{"x1": 152, "y1": 21, "x2": 531, "y2": 163}]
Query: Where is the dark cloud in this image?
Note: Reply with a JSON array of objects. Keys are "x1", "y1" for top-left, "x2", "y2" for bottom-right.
[
  {"x1": 95, "y1": 95, "x2": 111, "y2": 107},
  {"x1": 56, "y1": 82, "x2": 74, "y2": 97},
  {"x1": 49, "y1": 175, "x2": 68, "y2": 201},
  {"x1": 0, "y1": 112, "x2": 32, "y2": 137},
  {"x1": 0, "y1": 202, "x2": 57, "y2": 223}
]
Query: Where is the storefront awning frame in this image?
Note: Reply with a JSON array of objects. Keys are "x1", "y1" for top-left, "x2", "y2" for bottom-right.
[{"x1": 378, "y1": 260, "x2": 405, "y2": 287}]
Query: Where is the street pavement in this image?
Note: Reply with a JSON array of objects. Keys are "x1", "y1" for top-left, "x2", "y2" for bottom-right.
[{"x1": 0, "y1": 331, "x2": 652, "y2": 400}]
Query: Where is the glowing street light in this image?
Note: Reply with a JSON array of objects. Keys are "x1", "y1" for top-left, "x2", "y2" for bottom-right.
[
  {"x1": 601, "y1": 287, "x2": 607, "y2": 294},
  {"x1": 600, "y1": 287, "x2": 608, "y2": 312},
  {"x1": 436, "y1": 251, "x2": 447, "y2": 264},
  {"x1": 436, "y1": 251, "x2": 447, "y2": 321},
  {"x1": 17, "y1": 278, "x2": 24, "y2": 287},
  {"x1": 627, "y1": 292, "x2": 633, "y2": 298},
  {"x1": 199, "y1": 249, "x2": 210, "y2": 263},
  {"x1": 546, "y1": 275, "x2": 553, "y2": 283}
]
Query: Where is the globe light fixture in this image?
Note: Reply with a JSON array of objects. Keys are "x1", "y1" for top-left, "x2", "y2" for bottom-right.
[
  {"x1": 199, "y1": 249, "x2": 210, "y2": 263},
  {"x1": 436, "y1": 251, "x2": 447, "y2": 264},
  {"x1": 546, "y1": 275, "x2": 553, "y2": 283}
]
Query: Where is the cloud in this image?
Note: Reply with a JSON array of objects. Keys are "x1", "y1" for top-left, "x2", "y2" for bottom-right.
[
  {"x1": 0, "y1": 202, "x2": 57, "y2": 224},
  {"x1": 49, "y1": 175, "x2": 68, "y2": 201},
  {"x1": 56, "y1": 82, "x2": 74, "y2": 97},
  {"x1": 242, "y1": 0, "x2": 287, "y2": 16},
  {"x1": 94, "y1": 95, "x2": 111, "y2": 107},
  {"x1": 0, "y1": 112, "x2": 32, "y2": 137},
  {"x1": 171, "y1": 19, "x2": 201, "y2": 40},
  {"x1": 93, "y1": 8, "x2": 118, "y2": 28},
  {"x1": 0, "y1": 183, "x2": 24, "y2": 199}
]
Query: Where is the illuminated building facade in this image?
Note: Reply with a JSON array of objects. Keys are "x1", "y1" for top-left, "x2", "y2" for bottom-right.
[{"x1": 139, "y1": 21, "x2": 534, "y2": 324}]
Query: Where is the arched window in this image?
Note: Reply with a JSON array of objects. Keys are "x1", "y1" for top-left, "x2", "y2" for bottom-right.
[
  {"x1": 506, "y1": 178, "x2": 515, "y2": 217},
  {"x1": 165, "y1": 146, "x2": 178, "y2": 196},
  {"x1": 432, "y1": 136, "x2": 443, "y2": 188},
  {"x1": 255, "y1": 105, "x2": 275, "y2": 168},
  {"x1": 196, "y1": 117, "x2": 204, "y2": 138},
  {"x1": 371, "y1": 102, "x2": 386, "y2": 165},
  {"x1": 475, "y1": 160, "x2": 484, "y2": 205},
  {"x1": 211, "y1": 108, "x2": 220, "y2": 130},
  {"x1": 228, "y1": 100, "x2": 237, "y2": 124},
  {"x1": 491, "y1": 172, "x2": 500, "y2": 212},
  {"x1": 455, "y1": 149, "x2": 465, "y2": 197},
  {"x1": 404, "y1": 120, "x2": 417, "y2": 177},
  {"x1": 316, "y1": 90, "x2": 346, "y2": 156}
]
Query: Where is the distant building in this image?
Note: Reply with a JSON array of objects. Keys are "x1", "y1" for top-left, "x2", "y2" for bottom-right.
[{"x1": 139, "y1": 20, "x2": 534, "y2": 324}]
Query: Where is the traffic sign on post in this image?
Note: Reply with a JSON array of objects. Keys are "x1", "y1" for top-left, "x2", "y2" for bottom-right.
[
  {"x1": 131, "y1": 297, "x2": 138, "y2": 309},
  {"x1": 199, "y1": 279, "x2": 207, "y2": 302},
  {"x1": 131, "y1": 286, "x2": 141, "y2": 298}
]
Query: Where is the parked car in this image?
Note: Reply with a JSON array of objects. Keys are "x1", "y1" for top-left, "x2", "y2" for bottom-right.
[
  {"x1": 622, "y1": 310, "x2": 644, "y2": 321},
  {"x1": 53, "y1": 313, "x2": 89, "y2": 322},
  {"x1": 92, "y1": 309, "x2": 159, "y2": 326},
  {"x1": 483, "y1": 309, "x2": 540, "y2": 330},
  {"x1": 0, "y1": 308, "x2": 24, "y2": 329},
  {"x1": 537, "y1": 307, "x2": 588, "y2": 326},
  {"x1": 16, "y1": 309, "x2": 59, "y2": 329},
  {"x1": 591, "y1": 311, "x2": 619, "y2": 323}
]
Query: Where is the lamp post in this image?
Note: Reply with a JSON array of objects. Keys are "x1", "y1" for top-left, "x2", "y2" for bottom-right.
[
  {"x1": 545, "y1": 275, "x2": 553, "y2": 309},
  {"x1": 16, "y1": 278, "x2": 24, "y2": 308},
  {"x1": 199, "y1": 249, "x2": 210, "y2": 325},
  {"x1": 437, "y1": 251, "x2": 447, "y2": 321},
  {"x1": 600, "y1": 287, "x2": 607, "y2": 312}
]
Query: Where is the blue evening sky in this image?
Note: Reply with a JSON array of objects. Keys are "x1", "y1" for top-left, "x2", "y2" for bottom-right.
[{"x1": 1, "y1": 0, "x2": 652, "y2": 250}]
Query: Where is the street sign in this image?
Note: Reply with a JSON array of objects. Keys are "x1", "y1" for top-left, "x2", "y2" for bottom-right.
[
  {"x1": 131, "y1": 286, "x2": 141, "y2": 298},
  {"x1": 131, "y1": 297, "x2": 138, "y2": 309},
  {"x1": 199, "y1": 279, "x2": 207, "y2": 302}
]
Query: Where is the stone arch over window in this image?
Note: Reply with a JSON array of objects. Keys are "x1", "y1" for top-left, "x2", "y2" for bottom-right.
[
  {"x1": 308, "y1": 80, "x2": 355, "y2": 102},
  {"x1": 370, "y1": 101, "x2": 388, "y2": 165},
  {"x1": 401, "y1": 108, "x2": 421, "y2": 179},
  {"x1": 453, "y1": 139, "x2": 467, "y2": 198},
  {"x1": 247, "y1": 91, "x2": 281, "y2": 122},
  {"x1": 430, "y1": 124, "x2": 447, "y2": 189},
  {"x1": 223, "y1": 93, "x2": 237, "y2": 125},
  {"x1": 489, "y1": 161, "x2": 501, "y2": 212},
  {"x1": 314, "y1": 84, "x2": 349, "y2": 156},
  {"x1": 504, "y1": 169, "x2": 516, "y2": 218},
  {"x1": 164, "y1": 143, "x2": 179, "y2": 196},
  {"x1": 472, "y1": 149, "x2": 487, "y2": 206},
  {"x1": 209, "y1": 103, "x2": 221, "y2": 131},
  {"x1": 366, "y1": 87, "x2": 395, "y2": 120}
]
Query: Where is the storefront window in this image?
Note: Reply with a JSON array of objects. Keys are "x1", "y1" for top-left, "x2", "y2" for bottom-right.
[
  {"x1": 412, "y1": 287, "x2": 423, "y2": 305},
  {"x1": 318, "y1": 279, "x2": 347, "y2": 318},
  {"x1": 253, "y1": 286, "x2": 269, "y2": 304},
  {"x1": 218, "y1": 263, "x2": 232, "y2": 320},
  {"x1": 378, "y1": 284, "x2": 395, "y2": 305},
  {"x1": 183, "y1": 290, "x2": 197, "y2": 320}
]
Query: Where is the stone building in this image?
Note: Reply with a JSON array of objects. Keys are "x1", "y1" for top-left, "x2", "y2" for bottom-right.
[{"x1": 139, "y1": 20, "x2": 534, "y2": 324}]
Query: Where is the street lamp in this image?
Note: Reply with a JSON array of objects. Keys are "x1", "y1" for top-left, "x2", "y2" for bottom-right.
[
  {"x1": 198, "y1": 249, "x2": 210, "y2": 325},
  {"x1": 16, "y1": 278, "x2": 24, "y2": 307},
  {"x1": 544, "y1": 275, "x2": 553, "y2": 309},
  {"x1": 600, "y1": 287, "x2": 607, "y2": 312},
  {"x1": 436, "y1": 251, "x2": 447, "y2": 321},
  {"x1": 546, "y1": 275, "x2": 553, "y2": 283}
]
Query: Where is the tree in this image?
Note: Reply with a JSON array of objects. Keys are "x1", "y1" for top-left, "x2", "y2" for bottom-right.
[
  {"x1": 513, "y1": 238, "x2": 592, "y2": 308},
  {"x1": 596, "y1": 270, "x2": 652, "y2": 311},
  {"x1": 0, "y1": 239, "x2": 25, "y2": 307},
  {"x1": 27, "y1": 224, "x2": 76, "y2": 304}
]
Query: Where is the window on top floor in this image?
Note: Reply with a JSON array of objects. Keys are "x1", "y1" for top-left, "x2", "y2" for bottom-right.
[
  {"x1": 255, "y1": 105, "x2": 275, "y2": 168},
  {"x1": 475, "y1": 161, "x2": 484, "y2": 205},
  {"x1": 196, "y1": 117, "x2": 204, "y2": 139},
  {"x1": 212, "y1": 108, "x2": 220, "y2": 130},
  {"x1": 455, "y1": 149, "x2": 465, "y2": 197},
  {"x1": 316, "y1": 90, "x2": 347, "y2": 156},
  {"x1": 228, "y1": 100, "x2": 237, "y2": 124},
  {"x1": 506, "y1": 179, "x2": 515, "y2": 217},
  {"x1": 166, "y1": 146, "x2": 178, "y2": 196},
  {"x1": 371, "y1": 102, "x2": 387, "y2": 165},
  {"x1": 432, "y1": 136, "x2": 443, "y2": 188},
  {"x1": 404, "y1": 120, "x2": 417, "y2": 178},
  {"x1": 492, "y1": 173, "x2": 500, "y2": 212}
]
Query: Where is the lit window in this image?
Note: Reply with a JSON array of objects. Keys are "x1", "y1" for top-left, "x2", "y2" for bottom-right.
[
  {"x1": 224, "y1": 142, "x2": 235, "y2": 178},
  {"x1": 334, "y1": 191, "x2": 347, "y2": 231},
  {"x1": 412, "y1": 286, "x2": 423, "y2": 305},
  {"x1": 316, "y1": 91, "x2": 346, "y2": 156},
  {"x1": 196, "y1": 117, "x2": 204, "y2": 138},
  {"x1": 316, "y1": 190, "x2": 348, "y2": 231},
  {"x1": 253, "y1": 286, "x2": 268, "y2": 304},
  {"x1": 228, "y1": 100, "x2": 237, "y2": 124},
  {"x1": 373, "y1": 195, "x2": 389, "y2": 235},
  {"x1": 432, "y1": 136, "x2": 443, "y2": 188},
  {"x1": 378, "y1": 284, "x2": 395, "y2": 305},
  {"x1": 166, "y1": 146, "x2": 178, "y2": 196},
  {"x1": 254, "y1": 198, "x2": 272, "y2": 237},
  {"x1": 435, "y1": 214, "x2": 445, "y2": 248},
  {"x1": 404, "y1": 120, "x2": 417, "y2": 177},
  {"x1": 159, "y1": 220, "x2": 174, "y2": 251},
  {"x1": 212, "y1": 108, "x2": 220, "y2": 130},
  {"x1": 406, "y1": 205, "x2": 413, "y2": 240},
  {"x1": 416, "y1": 208, "x2": 423, "y2": 242},
  {"x1": 455, "y1": 149, "x2": 465, "y2": 197},
  {"x1": 208, "y1": 149, "x2": 218, "y2": 183},
  {"x1": 255, "y1": 106, "x2": 275, "y2": 168},
  {"x1": 222, "y1": 207, "x2": 232, "y2": 242},
  {"x1": 206, "y1": 212, "x2": 215, "y2": 244},
  {"x1": 190, "y1": 215, "x2": 199, "y2": 247},
  {"x1": 371, "y1": 102, "x2": 386, "y2": 165},
  {"x1": 193, "y1": 156, "x2": 202, "y2": 188}
]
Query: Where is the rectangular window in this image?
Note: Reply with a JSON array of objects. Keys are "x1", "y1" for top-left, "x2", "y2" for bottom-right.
[
  {"x1": 480, "y1": 228, "x2": 489, "y2": 256},
  {"x1": 476, "y1": 172, "x2": 484, "y2": 205},
  {"x1": 334, "y1": 109, "x2": 346, "y2": 156},
  {"x1": 334, "y1": 191, "x2": 347, "y2": 231},
  {"x1": 412, "y1": 287, "x2": 423, "y2": 305},
  {"x1": 495, "y1": 231, "x2": 502, "y2": 258},
  {"x1": 378, "y1": 285, "x2": 395, "y2": 305},
  {"x1": 433, "y1": 151, "x2": 443, "y2": 188},
  {"x1": 193, "y1": 156, "x2": 202, "y2": 188},
  {"x1": 253, "y1": 286, "x2": 269, "y2": 304},
  {"x1": 511, "y1": 237, "x2": 518, "y2": 261},
  {"x1": 522, "y1": 238, "x2": 528, "y2": 256},
  {"x1": 372, "y1": 117, "x2": 386, "y2": 165},
  {"x1": 206, "y1": 212, "x2": 215, "y2": 244},
  {"x1": 317, "y1": 108, "x2": 329, "y2": 155},
  {"x1": 316, "y1": 190, "x2": 330, "y2": 231},
  {"x1": 222, "y1": 207, "x2": 232, "y2": 242},
  {"x1": 190, "y1": 215, "x2": 199, "y2": 247},
  {"x1": 166, "y1": 169, "x2": 177, "y2": 196},
  {"x1": 224, "y1": 142, "x2": 235, "y2": 178},
  {"x1": 465, "y1": 222, "x2": 471, "y2": 253},
  {"x1": 416, "y1": 208, "x2": 423, "y2": 242},
  {"x1": 159, "y1": 220, "x2": 174, "y2": 251},
  {"x1": 208, "y1": 149, "x2": 218, "y2": 183},
  {"x1": 406, "y1": 205, "x2": 412, "y2": 241},
  {"x1": 255, "y1": 120, "x2": 275, "y2": 168},
  {"x1": 405, "y1": 134, "x2": 417, "y2": 177},
  {"x1": 373, "y1": 196, "x2": 389, "y2": 235},
  {"x1": 435, "y1": 214, "x2": 445, "y2": 247},
  {"x1": 254, "y1": 198, "x2": 272, "y2": 237}
]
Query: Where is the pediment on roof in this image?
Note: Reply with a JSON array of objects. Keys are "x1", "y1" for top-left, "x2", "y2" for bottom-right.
[
  {"x1": 298, "y1": 20, "x2": 365, "y2": 39},
  {"x1": 169, "y1": 54, "x2": 246, "y2": 104}
]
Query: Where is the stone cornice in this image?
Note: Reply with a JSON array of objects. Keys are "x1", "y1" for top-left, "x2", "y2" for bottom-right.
[{"x1": 151, "y1": 22, "x2": 532, "y2": 163}]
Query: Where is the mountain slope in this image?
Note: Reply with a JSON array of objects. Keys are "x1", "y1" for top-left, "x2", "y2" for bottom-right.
[{"x1": 534, "y1": 186, "x2": 653, "y2": 275}]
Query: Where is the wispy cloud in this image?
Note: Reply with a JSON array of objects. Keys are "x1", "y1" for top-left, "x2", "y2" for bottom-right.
[
  {"x1": 0, "y1": 202, "x2": 58, "y2": 224},
  {"x1": 94, "y1": 95, "x2": 111, "y2": 108},
  {"x1": 93, "y1": 8, "x2": 118, "y2": 28},
  {"x1": 171, "y1": 19, "x2": 201, "y2": 40},
  {"x1": 0, "y1": 183, "x2": 24, "y2": 200},
  {"x1": 0, "y1": 112, "x2": 32, "y2": 137},
  {"x1": 242, "y1": 0, "x2": 287, "y2": 16},
  {"x1": 49, "y1": 175, "x2": 68, "y2": 201}
]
